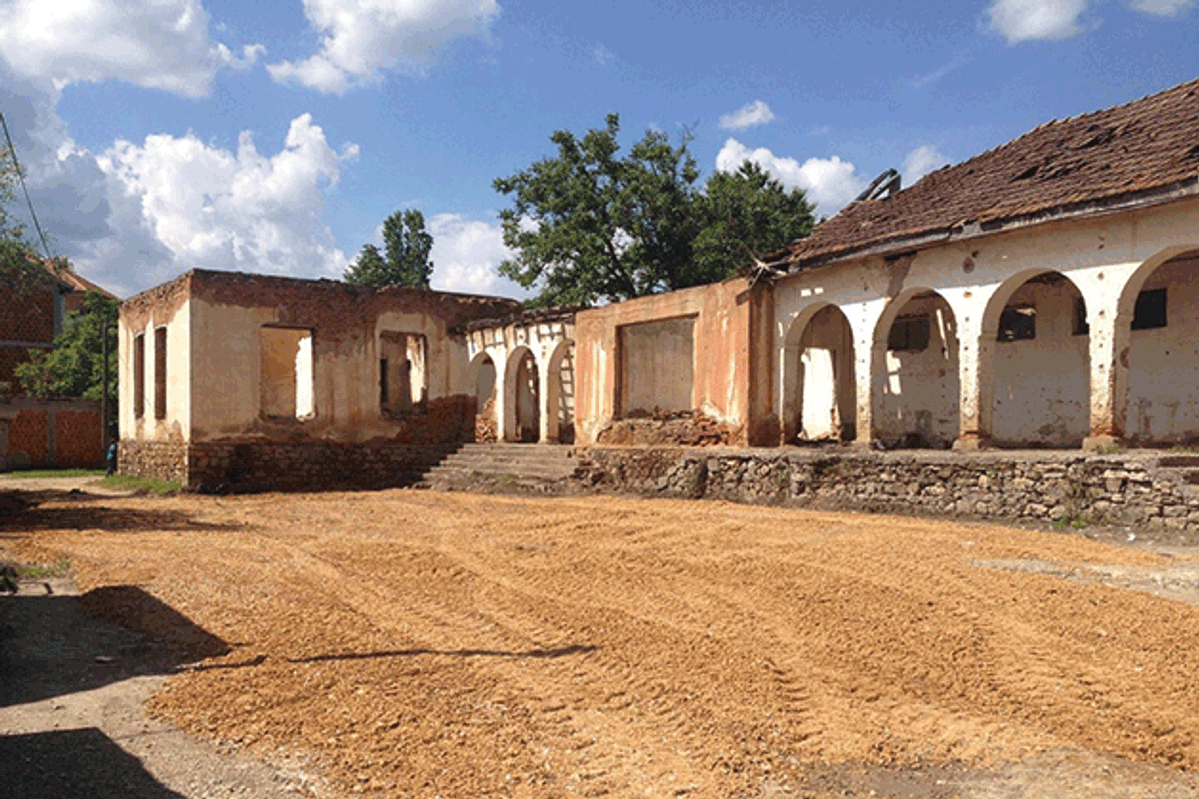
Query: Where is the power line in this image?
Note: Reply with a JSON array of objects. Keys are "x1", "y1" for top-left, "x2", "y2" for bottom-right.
[{"x1": 0, "y1": 109, "x2": 54, "y2": 261}]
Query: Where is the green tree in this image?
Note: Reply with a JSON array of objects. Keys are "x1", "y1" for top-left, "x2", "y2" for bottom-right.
[
  {"x1": 15, "y1": 290, "x2": 119, "y2": 406},
  {"x1": 0, "y1": 144, "x2": 44, "y2": 292},
  {"x1": 493, "y1": 113, "x2": 701, "y2": 307},
  {"x1": 690, "y1": 161, "x2": 815, "y2": 286},
  {"x1": 344, "y1": 209, "x2": 434, "y2": 288}
]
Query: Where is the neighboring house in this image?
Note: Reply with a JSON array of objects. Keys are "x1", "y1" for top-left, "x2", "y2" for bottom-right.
[
  {"x1": 120, "y1": 79, "x2": 1199, "y2": 489},
  {"x1": 0, "y1": 258, "x2": 117, "y2": 391},
  {"x1": 0, "y1": 258, "x2": 118, "y2": 469}
]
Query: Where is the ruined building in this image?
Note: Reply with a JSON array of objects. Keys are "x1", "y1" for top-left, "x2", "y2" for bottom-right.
[{"x1": 120, "y1": 79, "x2": 1199, "y2": 489}]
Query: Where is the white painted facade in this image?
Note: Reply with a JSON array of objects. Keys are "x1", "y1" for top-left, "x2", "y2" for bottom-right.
[
  {"x1": 465, "y1": 317, "x2": 576, "y2": 444},
  {"x1": 771, "y1": 194, "x2": 1199, "y2": 449}
]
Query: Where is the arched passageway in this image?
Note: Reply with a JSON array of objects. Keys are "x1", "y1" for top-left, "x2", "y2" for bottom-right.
[
  {"x1": 468, "y1": 352, "x2": 497, "y2": 441},
  {"x1": 1120, "y1": 250, "x2": 1199, "y2": 445},
  {"x1": 504, "y1": 347, "x2": 540, "y2": 442},
  {"x1": 872, "y1": 289, "x2": 959, "y2": 448},
  {"x1": 545, "y1": 340, "x2": 576, "y2": 444},
  {"x1": 782, "y1": 304, "x2": 857, "y2": 443},
  {"x1": 985, "y1": 270, "x2": 1090, "y2": 447}
]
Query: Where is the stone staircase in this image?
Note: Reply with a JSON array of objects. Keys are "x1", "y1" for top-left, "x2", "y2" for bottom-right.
[{"x1": 420, "y1": 443, "x2": 586, "y2": 493}]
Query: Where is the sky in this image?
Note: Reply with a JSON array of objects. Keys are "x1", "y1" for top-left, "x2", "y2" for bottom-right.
[{"x1": 0, "y1": 0, "x2": 1195, "y2": 300}]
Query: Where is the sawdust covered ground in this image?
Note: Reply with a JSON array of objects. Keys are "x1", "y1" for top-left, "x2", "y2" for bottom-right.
[{"x1": 10, "y1": 488, "x2": 1199, "y2": 798}]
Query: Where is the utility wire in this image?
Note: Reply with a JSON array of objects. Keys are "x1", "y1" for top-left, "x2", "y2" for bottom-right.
[{"x1": 0, "y1": 109, "x2": 54, "y2": 261}]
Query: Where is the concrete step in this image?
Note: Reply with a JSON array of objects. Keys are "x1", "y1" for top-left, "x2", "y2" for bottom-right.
[{"x1": 420, "y1": 443, "x2": 582, "y2": 490}]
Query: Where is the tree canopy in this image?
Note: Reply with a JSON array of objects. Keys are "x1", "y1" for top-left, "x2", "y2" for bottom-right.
[
  {"x1": 493, "y1": 114, "x2": 815, "y2": 307},
  {"x1": 15, "y1": 290, "x2": 118, "y2": 406},
  {"x1": 690, "y1": 161, "x2": 815, "y2": 287},
  {"x1": 344, "y1": 209, "x2": 434, "y2": 288}
]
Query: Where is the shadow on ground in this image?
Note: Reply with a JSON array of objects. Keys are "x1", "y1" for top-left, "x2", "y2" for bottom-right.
[
  {"x1": 1, "y1": 585, "x2": 230, "y2": 708},
  {"x1": 0, "y1": 489, "x2": 241, "y2": 535},
  {"x1": 0, "y1": 728, "x2": 187, "y2": 799}
]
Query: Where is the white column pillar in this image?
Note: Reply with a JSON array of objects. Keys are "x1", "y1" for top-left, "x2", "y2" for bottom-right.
[{"x1": 953, "y1": 313, "x2": 993, "y2": 450}]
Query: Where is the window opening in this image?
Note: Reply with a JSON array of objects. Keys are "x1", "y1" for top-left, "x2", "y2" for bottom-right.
[
  {"x1": 1132, "y1": 288, "x2": 1167, "y2": 330},
  {"x1": 379, "y1": 358, "x2": 389, "y2": 406},
  {"x1": 133, "y1": 332, "x2": 145, "y2": 419},
  {"x1": 887, "y1": 315, "x2": 930, "y2": 352},
  {"x1": 997, "y1": 304, "x2": 1036, "y2": 342},
  {"x1": 379, "y1": 332, "x2": 428, "y2": 415},
  {"x1": 153, "y1": 326, "x2": 167, "y2": 420},
  {"x1": 260, "y1": 327, "x2": 314, "y2": 420}
]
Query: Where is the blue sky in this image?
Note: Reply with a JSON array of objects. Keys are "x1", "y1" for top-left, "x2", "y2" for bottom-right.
[{"x1": 0, "y1": 0, "x2": 1194, "y2": 298}]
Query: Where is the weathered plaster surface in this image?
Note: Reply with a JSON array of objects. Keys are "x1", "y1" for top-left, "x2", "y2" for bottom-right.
[{"x1": 772, "y1": 194, "x2": 1199, "y2": 449}]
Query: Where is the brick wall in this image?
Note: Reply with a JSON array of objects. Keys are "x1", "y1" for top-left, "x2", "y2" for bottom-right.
[{"x1": 1, "y1": 399, "x2": 104, "y2": 469}]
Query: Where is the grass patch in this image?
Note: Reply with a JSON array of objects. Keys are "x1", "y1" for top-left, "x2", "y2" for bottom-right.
[
  {"x1": 18, "y1": 558, "x2": 71, "y2": 579},
  {"x1": 1053, "y1": 513, "x2": 1091, "y2": 530},
  {"x1": 3, "y1": 468, "x2": 105, "y2": 479},
  {"x1": 99, "y1": 474, "x2": 182, "y2": 495}
]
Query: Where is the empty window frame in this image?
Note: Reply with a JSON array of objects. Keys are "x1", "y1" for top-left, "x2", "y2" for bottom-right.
[
  {"x1": 997, "y1": 304, "x2": 1036, "y2": 342},
  {"x1": 379, "y1": 332, "x2": 428, "y2": 415},
  {"x1": 260, "y1": 327, "x2": 315, "y2": 420},
  {"x1": 1132, "y1": 288, "x2": 1167, "y2": 330},
  {"x1": 887, "y1": 315, "x2": 931, "y2": 352},
  {"x1": 153, "y1": 326, "x2": 167, "y2": 420},
  {"x1": 133, "y1": 332, "x2": 146, "y2": 419}
]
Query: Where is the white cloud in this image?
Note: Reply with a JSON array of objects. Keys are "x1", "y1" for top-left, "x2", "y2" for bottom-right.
[
  {"x1": 427, "y1": 213, "x2": 530, "y2": 298},
  {"x1": 268, "y1": 0, "x2": 500, "y2": 94},
  {"x1": 0, "y1": 0, "x2": 261, "y2": 98},
  {"x1": 592, "y1": 44, "x2": 616, "y2": 66},
  {"x1": 902, "y1": 145, "x2": 950, "y2": 185},
  {"x1": 1128, "y1": 0, "x2": 1196, "y2": 13},
  {"x1": 715, "y1": 138, "x2": 866, "y2": 216},
  {"x1": 987, "y1": 0, "x2": 1088, "y2": 43},
  {"x1": 719, "y1": 100, "x2": 776, "y2": 131},
  {"x1": 95, "y1": 114, "x2": 356, "y2": 282}
]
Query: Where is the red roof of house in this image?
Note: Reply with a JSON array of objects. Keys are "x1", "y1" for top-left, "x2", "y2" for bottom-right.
[{"x1": 777, "y1": 78, "x2": 1199, "y2": 271}]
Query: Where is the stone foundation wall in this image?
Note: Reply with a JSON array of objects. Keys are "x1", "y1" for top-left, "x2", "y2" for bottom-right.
[
  {"x1": 119, "y1": 440, "x2": 187, "y2": 484},
  {"x1": 186, "y1": 441, "x2": 457, "y2": 492},
  {"x1": 118, "y1": 439, "x2": 457, "y2": 491},
  {"x1": 578, "y1": 447, "x2": 1199, "y2": 536}
]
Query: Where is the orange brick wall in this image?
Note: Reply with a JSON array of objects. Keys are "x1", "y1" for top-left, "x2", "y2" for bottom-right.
[
  {"x1": 9, "y1": 408, "x2": 48, "y2": 466},
  {"x1": 4, "y1": 400, "x2": 104, "y2": 469},
  {"x1": 56, "y1": 409, "x2": 103, "y2": 467}
]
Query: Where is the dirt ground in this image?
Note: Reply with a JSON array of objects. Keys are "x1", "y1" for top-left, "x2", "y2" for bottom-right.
[{"x1": 6, "y1": 483, "x2": 1199, "y2": 798}]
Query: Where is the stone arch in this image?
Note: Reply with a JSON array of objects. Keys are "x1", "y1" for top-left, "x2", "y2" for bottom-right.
[
  {"x1": 544, "y1": 339, "x2": 576, "y2": 444},
  {"x1": 504, "y1": 345, "x2": 540, "y2": 442},
  {"x1": 983, "y1": 269, "x2": 1090, "y2": 447},
  {"x1": 781, "y1": 302, "x2": 856, "y2": 443},
  {"x1": 871, "y1": 288, "x2": 960, "y2": 448},
  {"x1": 1117, "y1": 246, "x2": 1199, "y2": 445}
]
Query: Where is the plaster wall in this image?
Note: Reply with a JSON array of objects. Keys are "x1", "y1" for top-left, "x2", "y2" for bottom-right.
[
  {"x1": 991, "y1": 278, "x2": 1089, "y2": 447},
  {"x1": 118, "y1": 280, "x2": 190, "y2": 443},
  {"x1": 574, "y1": 279, "x2": 760, "y2": 446},
  {"x1": 618, "y1": 316, "x2": 695, "y2": 415},
  {"x1": 875, "y1": 294, "x2": 959, "y2": 446},
  {"x1": 188, "y1": 297, "x2": 462, "y2": 443},
  {"x1": 771, "y1": 194, "x2": 1199, "y2": 448},
  {"x1": 1126, "y1": 254, "x2": 1199, "y2": 443}
]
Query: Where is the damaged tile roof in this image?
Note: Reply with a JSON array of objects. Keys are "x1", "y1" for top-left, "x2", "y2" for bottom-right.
[{"x1": 777, "y1": 78, "x2": 1199, "y2": 271}]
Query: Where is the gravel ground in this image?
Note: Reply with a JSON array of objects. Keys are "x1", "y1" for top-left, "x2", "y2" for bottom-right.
[{"x1": 6, "y1": 482, "x2": 1199, "y2": 797}]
